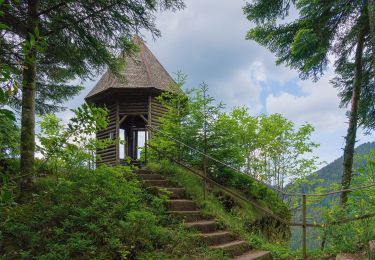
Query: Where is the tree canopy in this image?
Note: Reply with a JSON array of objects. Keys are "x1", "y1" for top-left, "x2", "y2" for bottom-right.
[
  {"x1": 0, "y1": 0, "x2": 185, "y2": 186},
  {"x1": 244, "y1": 0, "x2": 374, "y2": 205},
  {"x1": 151, "y1": 76, "x2": 319, "y2": 191}
]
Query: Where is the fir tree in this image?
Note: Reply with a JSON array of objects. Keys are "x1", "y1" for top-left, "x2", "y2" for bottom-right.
[
  {"x1": 0, "y1": 0, "x2": 184, "y2": 193},
  {"x1": 244, "y1": 0, "x2": 374, "y2": 205}
]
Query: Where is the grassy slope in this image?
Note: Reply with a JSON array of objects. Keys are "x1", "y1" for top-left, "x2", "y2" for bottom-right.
[
  {"x1": 0, "y1": 165, "x2": 225, "y2": 260},
  {"x1": 144, "y1": 161, "x2": 299, "y2": 259}
]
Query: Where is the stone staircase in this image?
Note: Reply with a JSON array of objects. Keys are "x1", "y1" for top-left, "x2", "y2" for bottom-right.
[{"x1": 138, "y1": 169, "x2": 272, "y2": 260}]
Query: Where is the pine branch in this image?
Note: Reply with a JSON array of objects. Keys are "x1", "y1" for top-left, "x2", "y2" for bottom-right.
[
  {"x1": 43, "y1": 1, "x2": 123, "y2": 37},
  {"x1": 37, "y1": 1, "x2": 68, "y2": 16},
  {"x1": 0, "y1": 11, "x2": 28, "y2": 35}
]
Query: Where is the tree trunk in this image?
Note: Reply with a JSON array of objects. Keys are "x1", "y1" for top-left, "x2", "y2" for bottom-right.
[
  {"x1": 19, "y1": 0, "x2": 39, "y2": 193},
  {"x1": 369, "y1": 0, "x2": 375, "y2": 74},
  {"x1": 340, "y1": 22, "x2": 366, "y2": 206}
]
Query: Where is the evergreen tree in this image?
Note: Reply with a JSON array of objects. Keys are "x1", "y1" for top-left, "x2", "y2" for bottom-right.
[
  {"x1": 0, "y1": 0, "x2": 184, "y2": 192},
  {"x1": 370, "y1": 0, "x2": 375, "y2": 73},
  {"x1": 244, "y1": 0, "x2": 374, "y2": 205}
]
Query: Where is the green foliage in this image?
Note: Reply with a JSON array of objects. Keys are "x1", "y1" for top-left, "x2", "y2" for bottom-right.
[
  {"x1": 154, "y1": 78, "x2": 225, "y2": 165},
  {"x1": 0, "y1": 164, "x2": 226, "y2": 259},
  {"x1": 0, "y1": 37, "x2": 19, "y2": 160},
  {"x1": 148, "y1": 82, "x2": 326, "y2": 256},
  {"x1": 244, "y1": 0, "x2": 374, "y2": 130},
  {"x1": 287, "y1": 147, "x2": 375, "y2": 253},
  {"x1": 152, "y1": 82, "x2": 319, "y2": 191},
  {"x1": 0, "y1": 114, "x2": 19, "y2": 159},
  {"x1": 320, "y1": 150, "x2": 375, "y2": 254},
  {"x1": 1, "y1": 0, "x2": 185, "y2": 115},
  {"x1": 254, "y1": 113, "x2": 319, "y2": 189},
  {"x1": 37, "y1": 103, "x2": 114, "y2": 172},
  {"x1": 152, "y1": 71, "x2": 189, "y2": 157},
  {"x1": 287, "y1": 142, "x2": 375, "y2": 193},
  {"x1": 245, "y1": 2, "x2": 371, "y2": 203},
  {"x1": 144, "y1": 161, "x2": 297, "y2": 259},
  {"x1": 0, "y1": 166, "x2": 159, "y2": 258}
]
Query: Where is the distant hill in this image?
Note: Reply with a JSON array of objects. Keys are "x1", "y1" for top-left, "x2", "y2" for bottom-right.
[
  {"x1": 287, "y1": 142, "x2": 375, "y2": 250},
  {"x1": 288, "y1": 142, "x2": 375, "y2": 193}
]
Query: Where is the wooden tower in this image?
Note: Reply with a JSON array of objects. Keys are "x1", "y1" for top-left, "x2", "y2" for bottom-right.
[{"x1": 85, "y1": 37, "x2": 173, "y2": 166}]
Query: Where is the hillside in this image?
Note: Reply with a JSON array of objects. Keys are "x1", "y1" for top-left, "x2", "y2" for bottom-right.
[
  {"x1": 289, "y1": 142, "x2": 375, "y2": 193},
  {"x1": 288, "y1": 142, "x2": 375, "y2": 250}
]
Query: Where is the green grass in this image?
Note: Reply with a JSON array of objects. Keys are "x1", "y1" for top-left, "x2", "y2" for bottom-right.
[{"x1": 144, "y1": 160, "x2": 300, "y2": 259}]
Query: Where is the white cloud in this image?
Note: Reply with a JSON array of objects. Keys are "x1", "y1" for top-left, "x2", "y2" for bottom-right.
[
  {"x1": 211, "y1": 62, "x2": 267, "y2": 113},
  {"x1": 57, "y1": 0, "x2": 373, "y2": 165},
  {"x1": 266, "y1": 75, "x2": 346, "y2": 132},
  {"x1": 265, "y1": 74, "x2": 374, "y2": 163}
]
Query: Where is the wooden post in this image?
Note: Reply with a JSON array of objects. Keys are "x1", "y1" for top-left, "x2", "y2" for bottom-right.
[
  {"x1": 148, "y1": 95, "x2": 152, "y2": 138},
  {"x1": 115, "y1": 100, "x2": 120, "y2": 165},
  {"x1": 144, "y1": 128, "x2": 148, "y2": 164},
  {"x1": 134, "y1": 129, "x2": 138, "y2": 160},
  {"x1": 302, "y1": 194, "x2": 307, "y2": 260}
]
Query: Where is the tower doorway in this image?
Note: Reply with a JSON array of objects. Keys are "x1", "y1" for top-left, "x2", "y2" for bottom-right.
[{"x1": 119, "y1": 115, "x2": 148, "y2": 162}]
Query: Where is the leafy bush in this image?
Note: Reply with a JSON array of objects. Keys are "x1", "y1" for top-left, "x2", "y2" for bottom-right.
[
  {"x1": 37, "y1": 103, "x2": 114, "y2": 173},
  {"x1": 0, "y1": 165, "x2": 225, "y2": 259},
  {"x1": 0, "y1": 166, "x2": 144, "y2": 258},
  {"x1": 321, "y1": 171, "x2": 375, "y2": 254},
  {"x1": 150, "y1": 80, "x2": 319, "y2": 192},
  {"x1": 209, "y1": 167, "x2": 288, "y2": 218}
]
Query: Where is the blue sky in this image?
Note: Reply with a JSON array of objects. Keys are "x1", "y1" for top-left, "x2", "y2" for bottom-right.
[{"x1": 58, "y1": 0, "x2": 373, "y2": 166}]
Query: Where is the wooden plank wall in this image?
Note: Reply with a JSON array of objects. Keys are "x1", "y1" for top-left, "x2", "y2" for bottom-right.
[
  {"x1": 119, "y1": 95, "x2": 148, "y2": 115},
  {"x1": 96, "y1": 103, "x2": 117, "y2": 166},
  {"x1": 150, "y1": 96, "x2": 168, "y2": 128},
  {"x1": 95, "y1": 94, "x2": 168, "y2": 166}
]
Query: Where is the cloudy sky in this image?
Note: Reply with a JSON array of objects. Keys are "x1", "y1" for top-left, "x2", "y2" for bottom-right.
[{"x1": 58, "y1": 0, "x2": 373, "y2": 165}]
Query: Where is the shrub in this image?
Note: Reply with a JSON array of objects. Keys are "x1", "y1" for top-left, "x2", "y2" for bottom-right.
[
  {"x1": 0, "y1": 166, "x2": 166, "y2": 259},
  {"x1": 0, "y1": 165, "x2": 224, "y2": 259}
]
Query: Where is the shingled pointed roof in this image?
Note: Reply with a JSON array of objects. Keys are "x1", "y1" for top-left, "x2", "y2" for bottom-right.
[{"x1": 86, "y1": 36, "x2": 174, "y2": 100}]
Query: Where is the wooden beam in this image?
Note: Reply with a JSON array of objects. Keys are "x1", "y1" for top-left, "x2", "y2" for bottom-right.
[
  {"x1": 140, "y1": 114, "x2": 148, "y2": 123},
  {"x1": 118, "y1": 112, "x2": 148, "y2": 116},
  {"x1": 119, "y1": 115, "x2": 128, "y2": 125}
]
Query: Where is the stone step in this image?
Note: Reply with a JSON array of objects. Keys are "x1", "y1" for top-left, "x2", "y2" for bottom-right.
[
  {"x1": 143, "y1": 179, "x2": 171, "y2": 187},
  {"x1": 185, "y1": 220, "x2": 218, "y2": 233},
  {"x1": 369, "y1": 240, "x2": 375, "y2": 259},
  {"x1": 138, "y1": 173, "x2": 164, "y2": 180},
  {"x1": 336, "y1": 253, "x2": 367, "y2": 260},
  {"x1": 136, "y1": 169, "x2": 155, "y2": 174},
  {"x1": 233, "y1": 250, "x2": 272, "y2": 260},
  {"x1": 210, "y1": 240, "x2": 249, "y2": 257},
  {"x1": 167, "y1": 199, "x2": 196, "y2": 211},
  {"x1": 162, "y1": 188, "x2": 187, "y2": 199},
  {"x1": 170, "y1": 210, "x2": 202, "y2": 221},
  {"x1": 199, "y1": 231, "x2": 235, "y2": 246}
]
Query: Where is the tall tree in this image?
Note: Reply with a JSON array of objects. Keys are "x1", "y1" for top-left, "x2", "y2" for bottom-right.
[
  {"x1": 0, "y1": 0, "x2": 184, "y2": 192},
  {"x1": 369, "y1": 0, "x2": 375, "y2": 73},
  {"x1": 244, "y1": 0, "x2": 374, "y2": 205}
]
